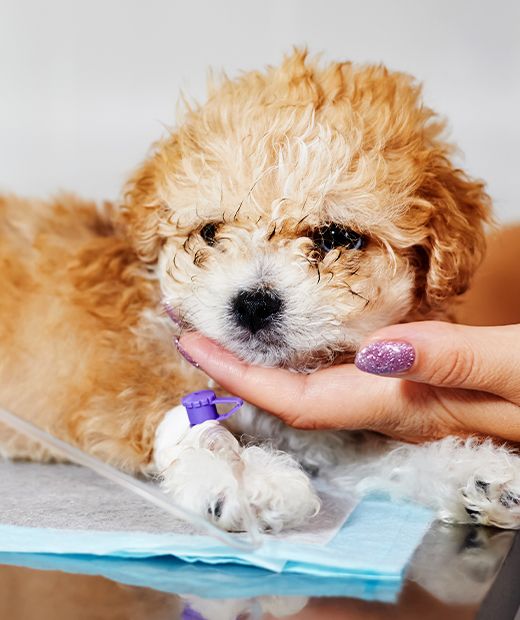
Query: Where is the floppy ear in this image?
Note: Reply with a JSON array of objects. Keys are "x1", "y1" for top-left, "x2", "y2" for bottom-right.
[
  {"x1": 418, "y1": 155, "x2": 492, "y2": 311},
  {"x1": 119, "y1": 139, "x2": 179, "y2": 263}
]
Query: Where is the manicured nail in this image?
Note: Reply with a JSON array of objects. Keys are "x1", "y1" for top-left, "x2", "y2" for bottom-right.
[
  {"x1": 174, "y1": 337, "x2": 199, "y2": 368},
  {"x1": 355, "y1": 341, "x2": 415, "y2": 375},
  {"x1": 164, "y1": 302, "x2": 182, "y2": 326}
]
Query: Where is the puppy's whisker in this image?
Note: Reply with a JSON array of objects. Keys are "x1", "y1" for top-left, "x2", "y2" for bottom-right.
[
  {"x1": 234, "y1": 164, "x2": 278, "y2": 218},
  {"x1": 330, "y1": 250, "x2": 343, "y2": 265},
  {"x1": 233, "y1": 202, "x2": 243, "y2": 221},
  {"x1": 301, "y1": 194, "x2": 310, "y2": 214}
]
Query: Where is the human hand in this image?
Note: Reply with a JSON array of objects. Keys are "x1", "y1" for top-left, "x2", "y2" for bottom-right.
[{"x1": 177, "y1": 322, "x2": 520, "y2": 443}]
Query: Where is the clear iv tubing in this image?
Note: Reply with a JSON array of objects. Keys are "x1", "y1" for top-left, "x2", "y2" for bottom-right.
[{"x1": 0, "y1": 406, "x2": 261, "y2": 552}]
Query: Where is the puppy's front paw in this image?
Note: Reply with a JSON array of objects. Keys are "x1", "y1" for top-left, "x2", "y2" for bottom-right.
[
  {"x1": 241, "y1": 445, "x2": 320, "y2": 532},
  {"x1": 160, "y1": 446, "x2": 246, "y2": 530},
  {"x1": 155, "y1": 418, "x2": 319, "y2": 532},
  {"x1": 437, "y1": 450, "x2": 520, "y2": 529},
  {"x1": 460, "y1": 474, "x2": 520, "y2": 529}
]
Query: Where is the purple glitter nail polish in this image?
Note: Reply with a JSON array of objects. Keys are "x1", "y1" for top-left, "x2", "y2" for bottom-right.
[
  {"x1": 174, "y1": 337, "x2": 200, "y2": 368},
  {"x1": 355, "y1": 341, "x2": 415, "y2": 375}
]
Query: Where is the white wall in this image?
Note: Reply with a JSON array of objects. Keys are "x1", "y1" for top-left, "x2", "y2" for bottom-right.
[{"x1": 1, "y1": 0, "x2": 518, "y2": 222}]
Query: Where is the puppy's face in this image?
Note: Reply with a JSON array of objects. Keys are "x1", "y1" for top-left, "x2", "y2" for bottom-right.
[{"x1": 123, "y1": 52, "x2": 490, "y2": 370}]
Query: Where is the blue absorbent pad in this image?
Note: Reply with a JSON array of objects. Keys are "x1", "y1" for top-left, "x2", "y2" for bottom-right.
[
  {"x1": 0, "y1": 462, "x2": 433, "y2": 588},
  {"x1": 0, "y1": 552, "x2": 405, "y2": 602}
]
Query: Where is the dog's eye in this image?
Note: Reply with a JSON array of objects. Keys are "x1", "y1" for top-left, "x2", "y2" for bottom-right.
[
  {"x1": 312, "y1": 224, "x2": 365, "y2": 253},
  {"x1": 199, "y1": 223, "x2": 218, "y2": 246}
]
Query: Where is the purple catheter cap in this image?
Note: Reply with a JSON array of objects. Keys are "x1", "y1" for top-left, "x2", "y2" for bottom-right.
[
  {"x1": 181, "y1": 390, "x2": 243, "y2": 426},
  {"x1": 181, "y1": 604, "x2": 207, "y2": 620}
]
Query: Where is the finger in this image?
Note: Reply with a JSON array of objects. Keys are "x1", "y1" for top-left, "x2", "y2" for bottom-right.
[
  {"x1": 423, "y1": 384, "x2": 520, "y2": 443},
  {"x1": 177, "y1": 332, "x2": 461, "y2": 437},
  {"x1": 179, "y1": 332, "x2": 399, "y2": 429},
  {"x1": 355, "y1": 321, "x2": 520, "y2": 403}
]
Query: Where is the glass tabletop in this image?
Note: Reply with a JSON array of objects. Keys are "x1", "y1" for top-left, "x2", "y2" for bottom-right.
[{"x1": 0, "y1": 523, "x2": 518, "y2": 619}]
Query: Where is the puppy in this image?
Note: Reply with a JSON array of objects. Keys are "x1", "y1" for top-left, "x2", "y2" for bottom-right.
[{"x1": 1, "y1": 50, "x2": 518, "y2": 532}]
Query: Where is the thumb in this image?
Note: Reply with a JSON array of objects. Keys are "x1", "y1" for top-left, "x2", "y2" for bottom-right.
[{"x1": 355, "y1": 321, "x2": 520, "y2": 403}]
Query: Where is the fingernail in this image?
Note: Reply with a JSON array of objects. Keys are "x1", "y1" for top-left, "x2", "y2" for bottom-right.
[
  {"x1": 174, "y1": 337, "x2": 200, "y2": 368},
  {"x1": 164, "y1": 302, "x2": 182, "y2": 327},
  {"x1": 355, "y1": 341, "x2": 415, "y2": 375}
]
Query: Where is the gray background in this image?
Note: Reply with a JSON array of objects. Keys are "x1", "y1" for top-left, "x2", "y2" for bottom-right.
[{"x1": 1, "y1": 0, "x2": 518, "y2": 222}]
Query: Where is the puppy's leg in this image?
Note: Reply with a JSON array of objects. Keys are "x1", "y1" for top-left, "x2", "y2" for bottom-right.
[
  {"x1": 154, "y1": 406, "x2": 320, "y2": 532},
  {"x1": 225, "y1": 403, "x2": 352, "y2": 473},
  {"x1": 350, "y1": 437, "x2": 520, "y2": 529},
  {"x1": 452, "y1": 442, "x2": 520, "y2": 528}
]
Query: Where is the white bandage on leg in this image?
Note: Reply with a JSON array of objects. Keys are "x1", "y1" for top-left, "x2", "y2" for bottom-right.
[
  {"x1": 153, "y1": 405, "x2": 192, "y2": 472},
  {"x1": 152, "y1": 404, "x2": 320, "y2": 531},
  {"x1": 153, "y1": 405, "x2": 238, "y2": 473}
]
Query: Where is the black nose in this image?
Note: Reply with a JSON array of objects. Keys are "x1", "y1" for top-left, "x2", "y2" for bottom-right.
[{"x1": 231, "y1": 289, "x2": 283, "y2": 334}]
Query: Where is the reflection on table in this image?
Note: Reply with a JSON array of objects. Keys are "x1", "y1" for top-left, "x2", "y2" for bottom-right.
[{"x1": 0, "y1": 522, "x2": 515, "y2": 619}]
